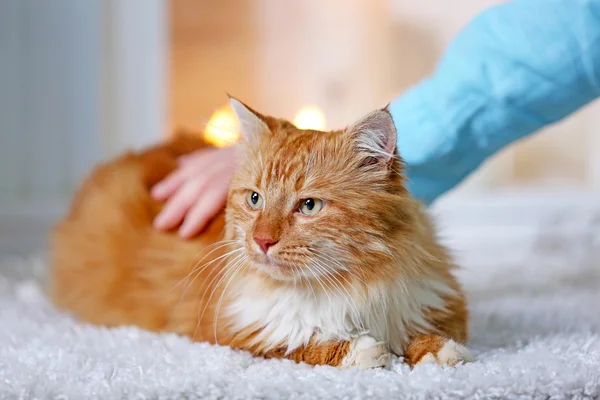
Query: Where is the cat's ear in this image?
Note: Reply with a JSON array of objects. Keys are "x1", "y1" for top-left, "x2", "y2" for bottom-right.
[
  {"x1": 347, "y1": 106, "x2": 397, "y2": 168},
  {"x1": 228, "y1": 96, "x2": 270, "y2": 144}
]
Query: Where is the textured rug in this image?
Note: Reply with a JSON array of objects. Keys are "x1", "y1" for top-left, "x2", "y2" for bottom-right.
[{"x1": 1, "y1": 212, "x2": 600, "y2": 399}]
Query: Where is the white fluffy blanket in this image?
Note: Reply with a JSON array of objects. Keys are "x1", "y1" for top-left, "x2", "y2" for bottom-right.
[{"x1": 1, "y1": 212, "x2": 600, "y2": 399}]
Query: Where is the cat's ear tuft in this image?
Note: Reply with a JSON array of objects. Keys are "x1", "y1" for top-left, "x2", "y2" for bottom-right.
[
  {"x1": 228, "y1": 96, "x2": 270, "y2": 143},
  {"x1": 347, "y1": 107, "x2": 397, "y2": 168}
]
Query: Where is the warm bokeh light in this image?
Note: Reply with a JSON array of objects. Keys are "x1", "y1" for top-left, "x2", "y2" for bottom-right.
[
  {"x1": 293, "y1": 106, "x2": 326, "y2": 131},
  {"x1": 204, "y1": 105, "x2": 240, "y2": 147},
  {"x1": 204, "y1": 104, "x2": 327, "y2": 146}
]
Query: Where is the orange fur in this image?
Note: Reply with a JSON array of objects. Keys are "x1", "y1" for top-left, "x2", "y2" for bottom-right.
[
  {"x1": 405, "y1": 335, "x2": 449, "y2": 365},
  {"x1": 50, "y1": 101, "x2": 473, "y2": 369}
]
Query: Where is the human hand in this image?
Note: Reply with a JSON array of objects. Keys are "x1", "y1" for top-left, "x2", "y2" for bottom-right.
[{"x1": 151, "y1": 146, "x2": 237, "y2": 238}]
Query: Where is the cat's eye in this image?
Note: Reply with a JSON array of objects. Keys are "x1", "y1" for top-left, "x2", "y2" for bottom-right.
[
  {"x1": 245, "y1": 191, "x2": 264, "y2": 210},
  {"x1": 298, "y1": 198, "x2": 323, "y2": 216}
]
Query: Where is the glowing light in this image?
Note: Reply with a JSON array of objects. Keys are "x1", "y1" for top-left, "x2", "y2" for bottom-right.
[
  {"x1": 294, "y1": 106, "x2": 326, "y2": 131},
  {"x1": 204, "y1": 105, "x2": 240, "y2": 147}
]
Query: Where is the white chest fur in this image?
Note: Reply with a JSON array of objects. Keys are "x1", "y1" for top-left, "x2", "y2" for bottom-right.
[{"x1": 227, "y1": 274, "x2": 455, "y2": 354}]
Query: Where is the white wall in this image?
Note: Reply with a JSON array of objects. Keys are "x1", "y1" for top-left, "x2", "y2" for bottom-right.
[
  {"x1": 0, "y1": 0, "x2": 102, "y2": 209},
  {"x1": 101, "y1": 0, "x2": 169, "y2": 160},
  {"x1": 0, "y1": 0, "x2": 167, "y2": 255},
  {"x1": 0, "y1": 0, "x2": 167, "y2": 214}
]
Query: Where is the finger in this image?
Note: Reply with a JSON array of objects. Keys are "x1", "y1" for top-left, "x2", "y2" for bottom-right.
[
  {"x1": 178, "y1": 147, "x2": 219, "y2": 166},
  {"x1": 151, "y1": 168, "x2": 188, "y2": 201},
  {"x1": 178, "y1": 186, "x2": 228, "y2": 238},
  {"x1": 178, "y1": 152, "x2": 200, "y2": 165},
  {"x1": 153, "y1": 177, "x2": 207, "y2": 231},
  {"x1": 152, "y1": 148, "x2": 218, "y2": 200}
]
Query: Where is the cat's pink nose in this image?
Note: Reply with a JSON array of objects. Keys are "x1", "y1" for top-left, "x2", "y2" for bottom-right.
[{"x1": 254, "y1": 236, "x2": 278, "y2": 254}]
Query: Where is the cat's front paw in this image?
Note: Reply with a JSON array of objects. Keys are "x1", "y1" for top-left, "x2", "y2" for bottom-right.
[
  {"x1": 416, "y1": 339, "x2": 475, "y2": 367},
  {"x1": 341, "y1": 335, "x2": 391, "y2": 370}
]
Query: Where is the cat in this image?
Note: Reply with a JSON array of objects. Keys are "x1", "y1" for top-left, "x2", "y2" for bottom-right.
[{"x1": 50, "y1": 97, "x2": 475, "y2": 370}]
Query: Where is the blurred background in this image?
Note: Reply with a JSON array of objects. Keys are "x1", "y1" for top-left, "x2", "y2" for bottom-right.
[{"x1": 1, "y1": 0, "x2": 599, "y2": 257}]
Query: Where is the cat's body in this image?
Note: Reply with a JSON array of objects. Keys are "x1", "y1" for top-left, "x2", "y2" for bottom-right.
[{"x1": 51, "y1": 99, "x2": 474, "y2": 369}]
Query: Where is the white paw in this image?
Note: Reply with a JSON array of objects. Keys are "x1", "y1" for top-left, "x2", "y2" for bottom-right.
[
  {"x1": 341, "y1": 335, "x2": 391, "y2": 370},
  {"x1": 417, "y1": 339, "x2": 476, "y2": 367}
]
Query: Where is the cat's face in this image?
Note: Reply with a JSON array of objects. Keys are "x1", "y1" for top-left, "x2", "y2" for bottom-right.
[{"x1": 225, "y1": 98, "x2": 411, "y2": 283}]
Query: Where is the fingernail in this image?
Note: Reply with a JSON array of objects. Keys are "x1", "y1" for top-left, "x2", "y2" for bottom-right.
[
  {"x1": 179, "y1": 226, "x2": 191, "y2": 238},
  {"x1": 153, "y1": 184, "x2": 170, "y2": 200},
  {"x1": 151, "y1": 184, "x2": 163, "y2": 197},
  {"x1": 154, "y1": 213, "x2": 167, "y2": 229},
  {"x1": 179, "y1": 220, "x2": 196, "y2": 238}
]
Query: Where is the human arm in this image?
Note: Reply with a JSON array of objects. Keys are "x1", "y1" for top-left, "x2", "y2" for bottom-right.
[{"x1": 389, "y1": 0, "x2": 600, "y2": 205}]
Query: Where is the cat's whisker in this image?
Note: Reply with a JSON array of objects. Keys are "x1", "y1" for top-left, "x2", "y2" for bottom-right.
[
  {"x1": 310, "y1": 252, "x2": 362, "y2": 292},
  {"x1": 308, "y1": 247, "x2": 350, "y2": 272},
  {"x1": 191, "y1": 266, "x2": 228, "y2": 342},
  {"x1": 316, "y1": 251, "x2": 387, "y2": 338},
  {"x1": 308, "y1": 250, "x2": 347, "y2": 270},
  {"x1": 176, "y1": 250, "x2": 241, "y2": 317},
  {"x1": 311, "y1": 252, "x2": 382, "y2": 331},
  {"x1": 314, "y1": 252, "x2": 375, "y2": 314},
  {"x1": 299, "y1": 261, "x2": 319, "y2": 307},
  {"x1": 177, "y1": 246, "x2": 244, "y2": 303},
  {"x1": 185, "y1": 239, "x2": 240, "y2": 276},
  {"x1": 312, "y1": 251, "x2": 370, "y2": 289},
  {"x1": 172, "y1": 240, "x2": 239, "y2": 295},
  {"x1": 310, "y1": 258, "x2": 365, "y2": 332},
  {"x1": 174, "y1": 239, "x2": 238, "y2": 290},
  {"x1": 194, "y1": 252, "x2": 247, "y2": 341},
  {"x1": 311, "y1": 251, "x2": 386, "y2": 337},
  {"x1": 291, "y1": 261, "x2": 321, "y2": 322},
  {"x1": 307, "y1": 257, "x2": 366, "y2": 333},
  {"x1": 310, "y1": 251, "x2": 347, "y2": 271},
  {"x1": 213, "y1": 255, "x2": 248, "y2": 344},
  {"x1": 192, "y1": 252, "x2": 245, "y2": 341},
  {"x1": 312, "y1": 252, "x2": 370, "y2": 308},
  {"x1": 304, "y1": 256, "x2": 336, "y2": 319},
  {"x1": 181, "y1": 245, "x2": 243, "y2": 294},
  {"x1": 289, "y1": 262, "x2": 299, "y2": 291},
  {"x1": 195, "y1": 251, "x2": 244, "y2": 312}
]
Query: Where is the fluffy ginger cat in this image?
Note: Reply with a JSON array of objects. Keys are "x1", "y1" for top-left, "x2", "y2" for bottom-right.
[{"x1": 50, "y1": 98, "x2": 475, "y2": 370}]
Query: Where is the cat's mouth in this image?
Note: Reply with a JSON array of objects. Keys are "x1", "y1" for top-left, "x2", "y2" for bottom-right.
[{"x1": 249, "y1": 253, "x2": 296, "y2": 280}]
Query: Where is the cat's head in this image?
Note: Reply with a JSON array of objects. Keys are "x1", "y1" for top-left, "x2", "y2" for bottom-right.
[{"x1": 225, "y1": 97, "x2": 415, "y2": 284}]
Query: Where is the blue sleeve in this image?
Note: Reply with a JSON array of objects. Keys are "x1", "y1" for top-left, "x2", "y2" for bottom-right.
[{"x1": 389, "y1": 0, "x2": 600, "y2": 205}]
